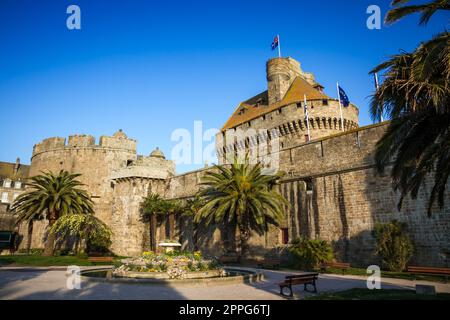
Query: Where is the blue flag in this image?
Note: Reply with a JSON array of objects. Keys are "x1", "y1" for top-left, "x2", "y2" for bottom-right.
[
  {"x1": 338, "y1": 86, "x2": 350, "y2": 107},
  {"x1": 271, "y1": 35, "x2": 279, "y2": 50}
]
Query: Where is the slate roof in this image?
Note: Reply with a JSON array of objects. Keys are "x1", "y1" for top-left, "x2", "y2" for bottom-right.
[{"x1": 0, "y1": 161, "x2": 30, "y2": 180}]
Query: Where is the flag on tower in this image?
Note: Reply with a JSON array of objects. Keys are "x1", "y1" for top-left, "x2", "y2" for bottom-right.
[
  {"x1": 304, "y1": 94, "x2": 311, "y2": 142},
  {"x1": 271, "y1": 35, "x2": 279, "y2": 50},
  {"x1": 338, "y1": 85, "x2": 350, "y2": 107}
]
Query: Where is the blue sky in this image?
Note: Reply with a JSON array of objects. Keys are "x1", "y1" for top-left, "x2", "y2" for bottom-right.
[{"x1": 0, "y1": 0, "x2": 448, "y2": 173}]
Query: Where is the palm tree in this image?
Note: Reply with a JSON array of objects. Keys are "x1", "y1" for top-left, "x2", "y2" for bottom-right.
[
  {"x1": 370, "y1": 3, "x2": 449, "y2": 215},
  {"x1": 195, "y1": 160, "x2": 288, "y2": 258},
  {"x1": 140, "y1": 194, "x2": 182, "y2": 250},
  {"x1": 11, "y1": 171, "x2": 94, "y2": 256},
  {"x1": 24, "y1": 214, "x2": 43, "y2": 254},
  {"x1": 385, "y1": 0, "x2": 450, "y2": 26}
]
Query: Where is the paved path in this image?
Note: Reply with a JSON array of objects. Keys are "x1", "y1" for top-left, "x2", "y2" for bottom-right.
[{"x1": 0, "y1": 267, "x2": 449, "y2": 300}]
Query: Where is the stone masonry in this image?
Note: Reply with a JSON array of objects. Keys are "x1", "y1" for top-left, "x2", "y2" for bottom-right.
[{"x1": 1, "y1": 57, "x2": 448, "y2": 267}]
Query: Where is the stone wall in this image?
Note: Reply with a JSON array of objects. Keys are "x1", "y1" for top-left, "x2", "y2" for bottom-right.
[
  {"x1": 20, "y1": 131, "x2": 176, "y2": 252},
  {"x1": 169, "y1": 122, "x2": 450, "y2": 267}
]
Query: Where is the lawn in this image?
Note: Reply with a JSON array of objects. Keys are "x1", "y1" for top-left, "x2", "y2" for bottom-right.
[
  {"x1": 0, "y1": 255, "x2": 118, "y2": 267},
  {"x1": 306, "y1": 288, "x2": 450, "y2": 300},
  {"x1": 322, "y1": 267, "x2": 447, "y2": 283}
]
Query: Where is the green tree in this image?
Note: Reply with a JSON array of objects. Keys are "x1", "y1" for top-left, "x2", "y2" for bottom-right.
[
  {"x1": 370, "y1": 2, "x2": 449, "y2": 215},
  {"x1": 195, "y1": 160, "x2": 288, "y2": 258},
  {"x1": 11, "y1": 171, "x2": 94, "y2": 256},
  {"x1": 374, "y1": 220, "x2": 414, "y2": 272},
  {"x1": 141, "y1": 194, "x2": 182, "y2": 250},
  {"x1": 50, "y1": 213, "x2": 112, "y2": 254},
  {"x1": 289, "y1": 238, "x2": 334, "y2": 271}
]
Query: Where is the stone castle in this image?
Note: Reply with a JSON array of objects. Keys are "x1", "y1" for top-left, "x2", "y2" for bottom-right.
[{"x1": 0, "y1": 57, "x2": 448, "y2": 267}]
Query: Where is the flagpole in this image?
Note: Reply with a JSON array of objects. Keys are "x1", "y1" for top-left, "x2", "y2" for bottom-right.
[
  {"x1": 336, "y1": 82, "x2": 344, "y2": 131},
  {"x1": 374, "y1": 73, "x2": 384, "y2": 122},
  {"x1": 304, "y1": 94, "x2": 311, "y2": 141},
  {"x1": 277, "y1": 34, "x2": 281, "y2": 58}
]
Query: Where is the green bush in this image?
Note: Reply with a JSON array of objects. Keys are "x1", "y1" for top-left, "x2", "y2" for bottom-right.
[
  {"x1": 374, "y1": 220, "x2": 414, "y2": 272},
  {"x1": 289, "y1": 238, "x2": 334, "y2": 271},
  {"x1": 16, "y1": 248, "x2": 44, "y2": 256}
]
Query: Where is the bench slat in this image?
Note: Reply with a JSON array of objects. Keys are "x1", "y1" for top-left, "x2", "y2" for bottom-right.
[{"x1": 407, "y1": 266, "x2": 450, "y2": 275}]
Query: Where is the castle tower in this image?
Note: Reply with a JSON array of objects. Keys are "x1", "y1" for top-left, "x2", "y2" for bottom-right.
[
  {"x1": 267, "y1": 57, "x2": 303, "y2": 105},
  {"x1": 217, "y1": 56, "x2": 359, "y2": 164}
]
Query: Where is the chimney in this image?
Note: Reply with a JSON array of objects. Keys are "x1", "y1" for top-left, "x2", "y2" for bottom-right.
[{"x1": 14, "y1": 158, "x2": 20, "y2": 175}]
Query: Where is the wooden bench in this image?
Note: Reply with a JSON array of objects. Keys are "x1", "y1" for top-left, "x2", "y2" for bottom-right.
[
  {"x1": 278, "y1": 273, "x2": 319, "y2": 297},
  {"x1": 320, "y1": 261, "x2": 351, "y2": 274},
  {"x1": 407, "y1": 266, "x2": 450, "y2": 282},
  {"x1": 255, "y1": 258, "x2": 281, "y2": 269},
  {"x1": 88, "y1": 256, "x2": 114, "y2": 263}
]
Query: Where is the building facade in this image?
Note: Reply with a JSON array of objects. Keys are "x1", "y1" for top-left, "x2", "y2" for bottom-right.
[{"x1": 1, "y1": 57, "x2": 449, "y2": 267}]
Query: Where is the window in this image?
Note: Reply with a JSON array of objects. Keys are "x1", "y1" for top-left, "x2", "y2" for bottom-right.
[
  {"x1": 13, "y1": 193, "x2": 19, "y2": 201},
  {"x1": 3, "y1": 179, "x2": 11, "y2": 188},
  {"x1": 15, "y1": 181, "x2": 22, "y2": 189},
  {"x1": 1, "y1": 192, "x2": 9, "y2": 203},
  {"x1": 280, "y1": 228, "x2": 289, "y2": 245},
  {"x1": 322, "y1": 99, "x2": 329, "y2": 106}
]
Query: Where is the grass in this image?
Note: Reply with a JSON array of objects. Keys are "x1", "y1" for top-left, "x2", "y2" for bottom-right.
[
  {"x1": 0, "y1": 255, "x2": 120, "y2": 267},
  {"x1": 306, "y1": 288, "x2": 450, "y2": 300},
  {"x1": 322, "y1": 267, "x2": 448, "y2": 283},
  {"x1": 278, "y1": 265, "x2": 448, "y2": 283}
]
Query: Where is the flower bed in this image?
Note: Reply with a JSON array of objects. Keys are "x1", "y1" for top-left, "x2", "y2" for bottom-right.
[{"x1": 113, "y1": 251, "x2": 225, "y2": 279}]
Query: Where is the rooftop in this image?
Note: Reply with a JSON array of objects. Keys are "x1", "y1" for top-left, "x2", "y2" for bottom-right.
[
  {"x1": 221, "y1": 76, "x2": 332, "y2": 131},
  {"x1": 0, "y1": 160, "x2": 30, "y2": 181}
]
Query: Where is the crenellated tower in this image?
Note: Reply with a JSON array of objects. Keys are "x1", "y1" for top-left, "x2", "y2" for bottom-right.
[{"x1": 216, "y1": 56, "x2": 359, "y2": 164}]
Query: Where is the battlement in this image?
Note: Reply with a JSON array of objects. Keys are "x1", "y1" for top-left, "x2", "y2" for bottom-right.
[
  {"x1": 32, "y1": 130, "x2": 137, "y2": 156},
  {"x1": 68, "y1": 135, "x2": 96, "y2": 147}
]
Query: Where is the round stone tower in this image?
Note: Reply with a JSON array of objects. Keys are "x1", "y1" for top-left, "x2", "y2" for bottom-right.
[
  {"x1": 29, "y1": 130, "x2": 138, "y2": 225},
  {"x1": 267, "y1": 57, "x2": 303, "y2": 105}
]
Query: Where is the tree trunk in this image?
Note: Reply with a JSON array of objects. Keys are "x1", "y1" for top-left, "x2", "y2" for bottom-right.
[
  {"x1": 26, "y1": 220, "x2": 34, "y2": 254},
  {"x1": 150, "y1": 215, "x2": 157, "y2": 251},
  {"x1": 43, "y1": 215, "x2": 57, "y2": 256},
  {"x1": 169, "y1": 213, "x2": 175, "y2": 240},
  {"x1": 238, "y1": 225, "x2": 250, "y2": 259}
]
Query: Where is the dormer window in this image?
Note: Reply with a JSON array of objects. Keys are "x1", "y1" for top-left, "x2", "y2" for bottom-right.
[
  {"x1": 238, "y1": 107, "x2": 247, "y2": 115},
  {"x1": 3, "y1": 179, "x2": 11, "y2": 188},
  {"x1": 1, "y1": 192, "x2": 8, "y2": 203}
]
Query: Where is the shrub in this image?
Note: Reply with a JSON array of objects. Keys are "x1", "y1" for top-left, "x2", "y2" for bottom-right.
[
  {"x1": 289, "y1": 238, "x2": 334, "y2": 271},
  {"x1": 50, "y1": 213, "x2": 112, "y2": 254},
  {"x1": 17, "y1": 248, "x2": 44, "y2": 256},
  {"x1": 374, "y1": 220, "x2": 414, "y2": 272}
]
